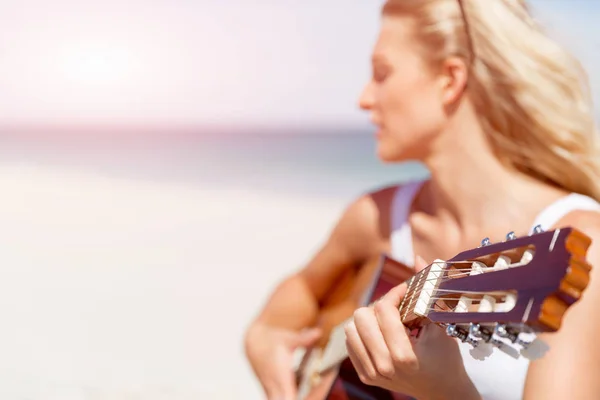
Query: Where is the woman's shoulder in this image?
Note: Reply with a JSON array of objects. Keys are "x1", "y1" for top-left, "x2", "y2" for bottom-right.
[
  {"x1": 346, "y1": 181, "x2": 409, "y2": 221},
  {"x1": 337, "y1": 183, "x2": 400, "y2": 235},
  {"x1": 555, "y1": 208, "x2": 600, "y2": 238},
  {"x1": 552, "y1": 192, "x2": 600, "y2": 232},
  {"x1": 337, "y1": 180, "x2": 425, "y2": 241}
]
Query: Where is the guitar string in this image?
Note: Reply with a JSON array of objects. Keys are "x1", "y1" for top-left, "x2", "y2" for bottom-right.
[
  {"x1": 401, "y1": 260, "x2": 525, "y2": 291},
  {"x1": 401, "y1": 259, "x2": 529, "y2": 298},
  {"x1": 329, "y1": 261, "x2": 528, "y2": 332},
  {"x1": 401, "y1": 264, "x2": 519, "y2": 316},
  {"x1": 401, "y1": 288, "x2": 517, "y2": 316},
  {"x1": 401, "y1": 284, "x2": 516, "y2": 314}
]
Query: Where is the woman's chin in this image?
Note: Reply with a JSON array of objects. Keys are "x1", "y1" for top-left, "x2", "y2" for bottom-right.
[
  {"x1": 376, "y1": 144, "x2": 403, "y2": 163},
  {"x1": 376, "y1": 140, "x2": 424, "y2": 164},
  {"x1": 376, "y1": 149, "x2": 401, "y2": 163}
]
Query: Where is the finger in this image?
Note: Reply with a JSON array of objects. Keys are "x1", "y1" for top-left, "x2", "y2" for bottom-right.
[
  {"x1": 414, "y1": 254, "x2": 429, "y2": 271},
  {"x1": 353, "y1": 307, "x2": 395, "y2": 379},
  {"x1": 264, "y1": 347, "x2": 300, "y2": 400},
  {"x1": 380, "y1": 282, "x2": 408, "y2": 309},
  {"x1": 346, "y1": 336, "x2": 372, "y2": 384},
  {"x1": 344, "y1": 319, "x2": 378, "y2": 380},
  {"x1": 373, "y1": 298, "x2": 418, "y2": 372},
  {"x1": 293, "y1": 327, "x2": 322, "y2": 348},
  {"x1": 278, "y1": 382, "x2": 297, "y2": 400},
  {"x1": 267, "y1": 370, "x2": 297, "y2": 400}
]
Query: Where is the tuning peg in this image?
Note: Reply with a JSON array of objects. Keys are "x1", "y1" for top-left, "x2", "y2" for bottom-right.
[
  {"x1": 462, "y1": 334, "x2": 480, "y2": 348},
  {"x1": 495, "y1": 323, "x2": 539, "y2": 347},
  {"x1": 450, "y1": 324, "x2": 520, "y2": 361},
  {"x1": 447, "y1": 324, "x2": 481, "y2": 347},
  {"x1": 505, "y1": 231, "x2": 517, "y2": 241},
  {"x1": 446, "y1": 324, "x2": 461, "y2": 338},
  {"x1": 465, "y1": 336, "x2": 479, "y2": 347},
  {"x1": 469, "y1": 323, "x2": 492, "y2": 342},
  {"x1": 480, "y1": 237, "x2": 491, "y2": 247},
  {"x1": 446, "y1": 324, "x2": 468, "y2": 341},
  {"x1": 532, "y1": 225, "x2": 544, "y2": 234},
  {"x1": 494, "y1": 323, "x2": 519, "y2": 342},
  {"x1": 494, "y1": 323, "x2": 550, "y2": 358},
  {"x1": 494, "y1": 323, "x2": 509, "y2": 337}
]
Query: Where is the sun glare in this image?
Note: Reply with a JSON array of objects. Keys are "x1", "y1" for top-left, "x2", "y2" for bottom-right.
[{"x1": 59, "y1": 44, "x2": 133, "y2": 87}]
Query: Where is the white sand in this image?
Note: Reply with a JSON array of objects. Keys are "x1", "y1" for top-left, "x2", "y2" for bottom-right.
[{"x1": 0, "y1": 164, "x2": 348, "y2": 399}]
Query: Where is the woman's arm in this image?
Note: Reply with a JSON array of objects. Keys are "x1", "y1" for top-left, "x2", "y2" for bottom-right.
[
  {"x1": 524, "y1": 211, "x2": 600, "y2": 399},
  {"x1": 245, "y1": 187, "x2": 395, "y2": 333},
  {"x1": 243, "y1": 187, "x2": 397, "y2": 399}
]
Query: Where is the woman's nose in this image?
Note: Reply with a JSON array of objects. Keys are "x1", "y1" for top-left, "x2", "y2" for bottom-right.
[{"x1": 358, "y1": 81, "x2": 375, "y2": 111}]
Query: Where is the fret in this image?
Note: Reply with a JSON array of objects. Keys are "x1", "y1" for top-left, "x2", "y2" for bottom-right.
[
  {"x1": 400, "y1": 267, "x2": 428, "y2": 321},
  {"x1": 406, "y1": 269, "x2": 429, "y2": 315},
  {"x1": 397, "y1": 274, "x2": 416, "y2": 317}
]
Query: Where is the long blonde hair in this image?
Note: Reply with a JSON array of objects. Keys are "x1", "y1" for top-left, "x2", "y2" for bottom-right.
[{"x1": 383, "y1": 0, "x2": 600, "y2": 201}]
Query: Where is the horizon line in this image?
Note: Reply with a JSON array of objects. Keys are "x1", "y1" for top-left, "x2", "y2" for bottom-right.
[{"x1": 0, "y1": 122, "x2": 374, "y2": 135}]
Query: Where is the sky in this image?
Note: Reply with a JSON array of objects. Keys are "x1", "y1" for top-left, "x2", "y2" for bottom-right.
[{"x1": 0, "y1": 0, "x2": 598, "y2": 128}]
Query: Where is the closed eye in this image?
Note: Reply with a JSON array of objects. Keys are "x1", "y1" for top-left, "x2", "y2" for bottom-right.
[{"x1": 373, "y1": 65, "x2": 389, "y2": 82}]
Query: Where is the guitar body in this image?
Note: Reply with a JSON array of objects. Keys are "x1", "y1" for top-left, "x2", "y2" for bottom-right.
[
  {"x1": 295, "y1": 255, "x2": 416, "y2": 400},
  {"x1": 303, "y1": 359, "x2": 412, "y2": 400}
]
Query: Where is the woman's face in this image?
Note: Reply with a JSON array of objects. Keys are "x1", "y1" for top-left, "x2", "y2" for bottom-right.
[{"x1": 359, "y1": 16, "x2": 451, "y2": 163}]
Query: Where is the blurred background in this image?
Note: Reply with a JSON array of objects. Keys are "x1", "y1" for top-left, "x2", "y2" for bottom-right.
[{"x1": 0, "y1": 0, "x2": 598, "y2": 398}]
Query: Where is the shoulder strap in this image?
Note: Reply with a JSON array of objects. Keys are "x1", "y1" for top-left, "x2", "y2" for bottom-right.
[
  {"x1": 390, "y1": 180, "x2": 425, "y2": 266},
  {"x1": 530, "y1": 193, "x2": 600, "y2": 233}
]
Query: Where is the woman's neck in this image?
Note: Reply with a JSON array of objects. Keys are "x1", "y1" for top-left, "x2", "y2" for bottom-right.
[{"x1": 417, "y1": 112, "x2": 566, "y2": 240}]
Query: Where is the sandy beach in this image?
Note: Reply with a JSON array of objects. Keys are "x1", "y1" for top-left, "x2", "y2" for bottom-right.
[{"x1": 0, "y1": 164, "x2": 348, "y2": 399}]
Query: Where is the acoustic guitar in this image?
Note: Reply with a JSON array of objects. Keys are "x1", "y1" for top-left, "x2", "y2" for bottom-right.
[{"x1": 292, "y1": 226, "x2": 592, "y2": 399}]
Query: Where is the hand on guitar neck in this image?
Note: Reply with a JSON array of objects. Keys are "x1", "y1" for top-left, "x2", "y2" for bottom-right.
[{"x1": 344, "y1": 256, "x2": 480, "y2": 400}]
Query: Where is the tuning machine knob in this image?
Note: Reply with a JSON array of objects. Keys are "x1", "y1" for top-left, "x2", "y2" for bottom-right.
[
  {"x1": 493, "y1": 324, "x2": 550, "y2": 360},
  {"x1": 495, "y1": 323, "x2": 533, "y2": 347},
  {"x1": 446, "y1": 324, "x2": 466, "y2": 340},
  {"x1": 532, "y1": 225, "x2": 544, "y2": 234},
  {"x1": 466, "y1": 324, "x2": 495, "y2": 359},
  {"x1": 446, "y1": 323, "x2": 462, "y2": 339},
  {"x1": 446, "y1": 324, "x2": 479, "y2": 347},
  {"x1": 480, "y1": 238, "x2": 491, "y2": 247},
  {"x1": 505, "y1": 231, "x2": 517, "y2": 241},
  {"x1": 469, "y1": 323, "x2": 492, "y2": 342},
  {"x1": 494, "y1": 324, "x2": 519, "y2": 341}
]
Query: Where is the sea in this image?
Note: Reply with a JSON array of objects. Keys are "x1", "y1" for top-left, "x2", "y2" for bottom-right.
[{"x1": 0, "y1": 126, "x2": 430, "y2": 200}]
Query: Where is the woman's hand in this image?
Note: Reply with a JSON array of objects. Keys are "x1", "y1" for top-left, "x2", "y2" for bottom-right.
[
  {"x1": 244, "y1": 322, "x2": 322, "y2": 400},
  {"x1": 343, "y1": 256, "x2": 480, "y2": 400}
]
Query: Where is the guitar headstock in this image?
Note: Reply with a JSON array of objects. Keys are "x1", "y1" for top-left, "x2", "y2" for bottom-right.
[{"x1": 408, "y1": 226, "x2": 592, "y2": 360}]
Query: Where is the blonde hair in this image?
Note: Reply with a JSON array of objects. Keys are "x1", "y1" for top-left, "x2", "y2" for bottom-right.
[{"x1": 383, "y1": 0, "x2": 600, "y2": 201}]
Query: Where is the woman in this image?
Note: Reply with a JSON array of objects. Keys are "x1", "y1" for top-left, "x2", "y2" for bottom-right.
[{"x1": 244, "y1": 0, "x2": 600, "y2": 399}]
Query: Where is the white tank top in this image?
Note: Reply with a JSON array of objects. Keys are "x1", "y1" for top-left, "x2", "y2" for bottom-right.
[{"x1": 389, "y1": 180, "x2": 600, "y2": 400}]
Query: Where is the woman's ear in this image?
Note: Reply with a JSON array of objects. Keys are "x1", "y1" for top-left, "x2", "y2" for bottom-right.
[{"x1": 439, "y1": 56, "x2": 469, "y2": 106}]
